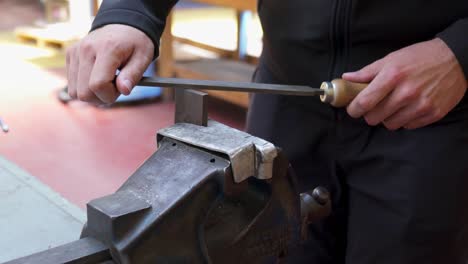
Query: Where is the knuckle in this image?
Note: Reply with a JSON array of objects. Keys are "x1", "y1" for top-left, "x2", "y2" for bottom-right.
[
  {"x1": 385, "y1": 66, "x2": 406, "y2": 83},
  {"x1": 143, "y1": 48, "x2": 154, "y2": 59},
  {"x1": 384, "y1": 121, "x2": 399, "y2": 131},
  {"x1": 68, "y1": 89, "x2": 77, "y2": 99},
  {"x1": 102, "y1": 95, "x2": 118, "y2": 104},
  {"x1": 79, "y1": 40, "x2": 95, "y2": 55},
  {"x1": 88, "y1": 79, "x2": 106, "y2": 93},
  {"x1": 356, "y1": 97, "x2": 373, "y2": 112},
  {"x1": 399, "y1": 86, "x2": 419, "y2": 103},
  {"x1": 102, "y1": 39, "x2": 114, "y2": 48},
  {"x1": 386, "y1": 51, "x2": 400, "y2": 61},
  {"x1": 364, "y1": 115, "x2": 380, "y2": 126},
  {"x1": 417, "y1": 99, "x2": 434, "y2": 115},
  {"x1": 77, "y1": 90, "x2": 94, "y2": 102},
  {"x1": 139, "y1": 54, "x2": 153, "y2": 66},
  {"x1": 105, "y1": 40, "x2": 124, "y2": 54}
]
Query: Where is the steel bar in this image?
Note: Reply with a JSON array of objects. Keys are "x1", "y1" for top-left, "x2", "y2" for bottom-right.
[
  {"x1": 137, "y1": 77, "x2": 324, "y2": 96},
  {"x1": 174, "y1": 89, "x2": 208, "y2": 126},
  {"x1": 0, "y1": 118, "x2": 9, "y2": 133}
]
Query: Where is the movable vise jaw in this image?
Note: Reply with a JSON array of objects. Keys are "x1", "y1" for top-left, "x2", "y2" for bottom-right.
[{"x1": 6, "y1": 90, "x2": 331, "y2": 264}]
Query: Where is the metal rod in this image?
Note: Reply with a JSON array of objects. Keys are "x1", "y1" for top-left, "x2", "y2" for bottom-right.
[
  {"x1": 137, "y1": 77, "x2": 324, "y2": 96},
  {"x1": 0, "y1": 118, "x2": 9, "y2": 133}
]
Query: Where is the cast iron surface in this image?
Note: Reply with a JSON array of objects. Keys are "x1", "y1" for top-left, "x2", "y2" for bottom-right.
[
  {"x1": 4, "y1": 237, "x2": 112, "y2": 264},
  {"x1": 80, "y1": 137, "x2": 303, "y2": 263},
  {"x1": 5, "y1": 136, "x2": 330, "y2": 264},
  {"x1": 82, "y1": 137, "x2": 230, "y2": 263},
  {"x1": 158, "y1": 120, "x2": 277, "y2": 183}
]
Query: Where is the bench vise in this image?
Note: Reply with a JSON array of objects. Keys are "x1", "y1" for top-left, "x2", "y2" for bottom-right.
[{"x1": 6, "y1": 89, "x2": 331, "y2": 264}]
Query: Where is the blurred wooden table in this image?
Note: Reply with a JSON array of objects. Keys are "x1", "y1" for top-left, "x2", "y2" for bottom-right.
[
  {"x1": 158, "y1": 0, "x2": 258, "y2": 108},
  {"x1": 191, "y1": 0, "x2": 256, "y2": 11}
]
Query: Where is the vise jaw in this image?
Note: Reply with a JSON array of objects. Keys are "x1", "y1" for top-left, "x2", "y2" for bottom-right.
[{"x1": 158, "y1": 120, "x2": 277, "y2": 183}]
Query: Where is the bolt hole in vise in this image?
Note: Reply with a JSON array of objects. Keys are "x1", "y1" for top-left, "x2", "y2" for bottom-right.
[
  {"x1": 210, "y1": 158, "x2": 216, "y2": 163},
  {"x1": 172, "y1": 143, "x2": 177, "y2": 147}
]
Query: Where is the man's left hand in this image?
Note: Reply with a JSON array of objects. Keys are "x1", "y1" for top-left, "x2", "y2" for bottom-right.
[{"x1": 343, "y1": 38, "x2": 467, "y2": 130}]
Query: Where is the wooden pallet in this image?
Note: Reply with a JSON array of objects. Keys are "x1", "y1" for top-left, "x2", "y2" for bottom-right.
[{"x1": 14, "y1": 23, "x2": 84, "y2": 50}]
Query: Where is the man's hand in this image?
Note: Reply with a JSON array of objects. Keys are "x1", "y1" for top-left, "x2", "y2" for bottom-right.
[
  {"x1": 343, "y1": 38, "x2": 467, "y2": 130},
  {"x1": 66, "y1": 24, "x2": 154, "y2": 104}
]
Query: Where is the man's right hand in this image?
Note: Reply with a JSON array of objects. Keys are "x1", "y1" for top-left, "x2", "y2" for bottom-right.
[{"x1": 66, "y1": 24, "x2": 155, "y2": 104}]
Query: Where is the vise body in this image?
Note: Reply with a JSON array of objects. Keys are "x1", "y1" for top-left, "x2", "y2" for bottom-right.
[{"x1": 5, "y1": 90, "x2": 331, "y2": 264}]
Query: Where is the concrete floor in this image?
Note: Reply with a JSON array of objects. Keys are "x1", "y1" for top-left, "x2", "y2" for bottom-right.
[{"x1": 0, "y1": 157, "x2": 85, "y2": 263}]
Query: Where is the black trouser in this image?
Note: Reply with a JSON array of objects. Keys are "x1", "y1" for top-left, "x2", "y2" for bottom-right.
[{"x1": 246, "y1": 64, "x2": 468, "y2": 264}]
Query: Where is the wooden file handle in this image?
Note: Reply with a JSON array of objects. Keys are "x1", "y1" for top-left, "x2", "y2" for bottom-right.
[{"x1": 320, "y1": 79, "x2": 368, "y2": 107}]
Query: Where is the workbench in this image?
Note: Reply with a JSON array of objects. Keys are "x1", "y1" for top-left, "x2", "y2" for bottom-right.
[{"x1": 158, "y1": 0, "x2": 258, "y2": 108}]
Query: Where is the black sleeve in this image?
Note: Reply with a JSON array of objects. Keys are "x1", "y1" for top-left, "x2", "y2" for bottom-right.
[
  {"x1": 91, "y1": 0, "x2": 179, "y2": 58},
  {"x1": 437, "y1": 18, "x2": 468, "y2": 79}
]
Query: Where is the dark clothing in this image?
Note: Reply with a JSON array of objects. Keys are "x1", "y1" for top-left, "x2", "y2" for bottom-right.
[
  {"x1": 92, "y1": 0, "x2": 468, "y2": 263},
  {"x1": 249, "y1": 63, "x2": 468, "y2": 263},
  {"x1": 92, "y1": 0, "x2": 468, "y2": 83}
]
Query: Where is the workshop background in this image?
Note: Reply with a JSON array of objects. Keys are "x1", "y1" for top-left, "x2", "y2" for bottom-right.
[{"x1": 0, "y1": 0, "x2": 260, "y2": 261}]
